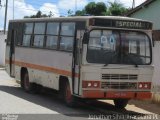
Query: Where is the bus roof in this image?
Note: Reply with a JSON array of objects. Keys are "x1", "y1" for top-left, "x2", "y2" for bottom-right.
[{"x1": 9, "y1": 16, "x2": 152, "y2": 23}]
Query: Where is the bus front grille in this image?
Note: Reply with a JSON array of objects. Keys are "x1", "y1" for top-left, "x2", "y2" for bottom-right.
[
  {"x1": 101, "y1": 82, "x2": 137, "y2": 89},
  {"x1": 102, "y1": 74, "x2": 138, "y2": 80}
]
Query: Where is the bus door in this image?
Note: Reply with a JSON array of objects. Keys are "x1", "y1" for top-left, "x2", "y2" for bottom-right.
[
  {"x1": 10, "y1": 29, "x2": 16, "y2": 77},
  {"x1": 72, "y1": 30, "x2": 83, "y2": 95}
]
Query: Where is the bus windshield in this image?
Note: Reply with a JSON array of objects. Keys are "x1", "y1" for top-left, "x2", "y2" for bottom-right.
[{"x1": 87, "y1": 30, "x2": 151, "y2": 65}]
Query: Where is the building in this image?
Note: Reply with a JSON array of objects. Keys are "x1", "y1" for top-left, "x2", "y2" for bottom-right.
[
  {"x1": 126, "y1": 0, "x2": 160, "y2": 103},
  {"x1": 0, "y1": 31, "x2": 6, "y2": 66},
  {"x1": 126, "y1": 0, "x2": 160, "y2": 30}
]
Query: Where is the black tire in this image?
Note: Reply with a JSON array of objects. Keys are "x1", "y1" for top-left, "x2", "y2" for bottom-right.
[
  {"x1": 22, "y1": 71, "x2": 41, "y2": 93},
  {"x1": 114, "y1": 99, "x2": 129, "y2": 109},
  {"x1": 63, "y1": 81, "x2": 76, "y2": 107},
  {"x1": 23, "y1": 71, "x2": 32, "y2": 92},
  {"x1": 20, "y1": 79, "x2": 24, "y2": 89}
]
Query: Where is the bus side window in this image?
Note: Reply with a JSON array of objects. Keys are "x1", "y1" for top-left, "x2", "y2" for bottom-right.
[
  {"x1": 33, "y1": 22, "x2": 45, "y2": 47},
  {"x1": 59, "y1": 22, "x2": 75, "y2": 51},
  {"x1": 22, "y1": 23, "x2": 33, "y2": 47},
  {"x1": 46, "y1": 22, "x2": 59, "y2": 49}
]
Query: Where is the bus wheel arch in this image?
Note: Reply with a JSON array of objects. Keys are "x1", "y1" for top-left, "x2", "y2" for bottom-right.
[
  {"x1": 20, "y1": 67, "x2": 34, "y2": 93},
  {"x1": 59, "y1": 76, "x2": 76, "y2": 107}
]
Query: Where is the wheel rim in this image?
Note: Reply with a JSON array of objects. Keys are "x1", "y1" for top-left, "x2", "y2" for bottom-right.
[{"x1": 65, "y1": 83, "x2": 72, "y2": 103}]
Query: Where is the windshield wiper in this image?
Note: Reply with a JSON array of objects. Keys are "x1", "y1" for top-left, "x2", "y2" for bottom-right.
[
  {"x1": 104, "y1": 53, "x2": 139, "y2": 67},
  {"x1": 124, "y1": 53, "x2": 138, "y2": 68}
]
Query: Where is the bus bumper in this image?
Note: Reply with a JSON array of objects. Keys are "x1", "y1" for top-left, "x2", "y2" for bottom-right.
[{"x1": 82, "y1": 90, "x2": 152, "y2": 100}]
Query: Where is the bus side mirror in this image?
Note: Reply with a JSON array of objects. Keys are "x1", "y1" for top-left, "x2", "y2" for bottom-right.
[{"x1": 5, "y1": 39, "x2": 7, "y2": 43}]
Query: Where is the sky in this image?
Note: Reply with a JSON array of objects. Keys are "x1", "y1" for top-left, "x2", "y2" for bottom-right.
[{"x1": 0, "y1": 0, "x2": 146, "y2": 30}]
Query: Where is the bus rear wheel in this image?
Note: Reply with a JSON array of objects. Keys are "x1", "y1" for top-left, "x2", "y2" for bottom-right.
[
  {"x1": 64, "y1": 81, "x2": 76, "y2": 107},
  {"x1": 113, "y1": 99, "x2": 129, "y2": 109}
]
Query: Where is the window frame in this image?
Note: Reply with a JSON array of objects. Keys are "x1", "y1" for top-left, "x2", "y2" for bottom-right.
[
  {"x1": 32, "y1": 22, "x2": 46, "y2": 48},
  {"x1": 86, "y1": 28, "x2": 152, "y2": 65},
  {"x1": 59, "y1": 22, "x2": 76, "y2": 52},
  {"x1": 45, "y1": 22, "x2": 60, "y2": 50},
  {"x1": 22, "y1": 22, "x2": 34, "y2": 47},
  {"x1": 17, "y1": 21, "x2": 77, "y2": 53}
]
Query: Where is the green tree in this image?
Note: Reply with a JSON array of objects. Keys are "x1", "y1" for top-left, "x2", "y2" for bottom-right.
[
  {"x1": 36, "y1": 11, "x2": 42, "y2": 18},
  {"x1": 108, "y1": 2, "x2": 128, "y2": 16},
  {"x1": 96, "y1": 2, "x2": 107, "y2": 15},
  {"x1": 72, "y1": 1, "x2": 129, "y2": 16},
  {"x1": 85, "y1": 2, "x2": 96, "y2": 15},
  {"x1": 67, "y1": 9, "x2": 74, "y2": 16},
  {"x1": 75, "y1": 9, "x2": 86, "y2": 16},
  {"x1": 24, "y1": 11, "x2": 48, "y2": 18},
  {"x1": 48, "y1": 11, "x2": 54, "y2": 17},
  {"x1": 85, "y1": 2, "x2": 107, "y2": 16}
]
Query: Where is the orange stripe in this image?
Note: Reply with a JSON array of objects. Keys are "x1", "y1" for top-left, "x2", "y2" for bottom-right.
[
  {"x1": 5, "y1": 59, "x2": 9, "y2": 64},
  {"x1": 5, "y1": 59, "x2": 79, "y2": 77}
]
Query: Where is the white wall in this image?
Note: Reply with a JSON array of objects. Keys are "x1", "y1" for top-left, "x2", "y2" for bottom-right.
[
  {"x1": 0, "y1": 32, "x2": 6, "y2": 66},
  {"x1": 129, "y1": 1, "x2": 160, "y2": 30},
  {"x1": 152, "y1": 41, "x2": 160, "y2": 93}
]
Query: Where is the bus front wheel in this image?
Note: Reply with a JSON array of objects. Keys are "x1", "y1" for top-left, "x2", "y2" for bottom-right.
[
  {"x1": 64, "y1": 81, "x2": 76, "y2": 107},
  {"x1": 23, "y1": 72, "x2": 40, "y2": 93},
  {"x1": 113, "y1": 99, "x2": 129, "y2": 109},
  {"x1": 23, "y1": 72, "x2": 32, "y2": 92}
]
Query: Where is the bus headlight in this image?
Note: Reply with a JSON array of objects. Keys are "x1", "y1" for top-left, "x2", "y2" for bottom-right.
[
  {"x1": 138, "y1": 83, "x2": 143, "y2": 89},
  {"x1": 138, "y1": 82, "x2": 151, "y2": 89},
  {"x1": 87, "y1": 82, "x2": 92, "y2": 87},
  {"x1": 93, "y1": 83, "x2": 98, "y2": 87},
  {"x1": 82, "y1": 81, "x2": 100, "y2": 88},
  {"x1": 144, "y1": 84, "x2": 148, "y2": 88}
]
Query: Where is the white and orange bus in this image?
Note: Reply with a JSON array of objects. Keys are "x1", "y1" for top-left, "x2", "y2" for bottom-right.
[{"x1": 5, "y1": 16, "x2": 154, "y2": 108}]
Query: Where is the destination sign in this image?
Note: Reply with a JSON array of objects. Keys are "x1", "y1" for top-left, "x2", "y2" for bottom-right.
[
  {"x1": 93, "y1": 19, "x2": 152, "y2": 30},
  {"x1": 115, "y1": 20, "x2": 151, "y2": 29}
]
